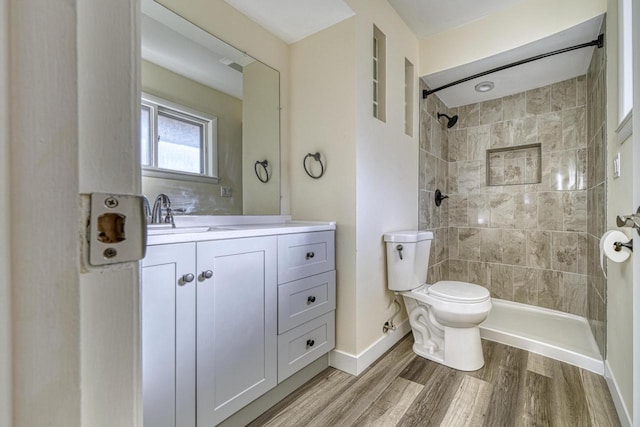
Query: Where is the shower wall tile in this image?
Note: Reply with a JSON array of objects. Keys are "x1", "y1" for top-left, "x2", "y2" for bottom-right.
[
  {"x1": 562, "y1": 191, "x2": 587, "y2": 232},
  {"x1": 513, "y1": 267, "x2": 538, "y2": 305},
  {"x1": 503, "y1": 92, "x2": 527, "y2": 120},
  {"x1": 512, "y1": 117, "x2": 538, "y2": 145},
  {"x1": 501, "y1": 229, "x2": 526, "y2": 266},
  {"x1": 468, "y1": 261, "x2": 490, "y2": 290},
  {"x1": 467, "y1": 125, "x2": 490, "y2": 160},
  {"x1": 447, "y1": 162, "x2": 459, "y2": 194},
  {"x1": 448, "y1": 227, "x2": 459, "y2": 260},
  {"x1": 490, "y1": 121, "x2": 510, "y2": 148},
  {"x1": 577, "y1": 148, "x2": 588, "y2": 190},
  {"x1": 458, "y1": 103, "x2": 480, "y2": 128},
  {"x1": 563, "y1": 273, "x2": 587, "y2": 316},
  {"x1": 562, "y1": 106, "x2": 586, "y2": 150},
  {"x1": 457, "y1": 161, "x2": 481, "y2": 193},
  {"x1": 489, "y1": 264, "x2": 513, "y2": 299},
  {"x1": 551, "y1": 78, "x2": 577, "y2": 112},
  {"x1": 449, "y1": 195, "x2": 468, "y2": 226},
  {"x1": 537, "y1": 192, "x2": 563, "y2": 230},
  {"x1": 513, "y1": 192, "x2": 537, "y2": 229},
  {"x1": 538, "y1": 270, "x2": 562, "y2": 310},
  {"x1": 527, "y1": 230, "x2": 551, "y2": 269},
  {"x1": 489, "y1": 193, "x2": 514, "y2": 228},
  {"x1": 458, "y1": 227, "x2": 481, "y2": 261},
  {"x1": 551, "y1": 232, "x2": 579, "y2": 273},
  {"x1": 576, "y1": 75, "x2": 587, "y2": 106},
  {"x1": 480, "y1": 98, "x2": 503, "y2": 125},
  {"x1": 448, "y1": 128, "x2": 467, "y2": 162},
  {"x1": 420, "y1": 112, "x2": 432, "y2": 152},
  {"x1": 467, "y1": 194, "x2": 490, "y2": 227},
  {"x1": 526, "y1": 86, "x2": 551, "y2": 116},
  {"x1": 480, "y1": 228, "x2": 502, "y2": 263},
  {"x1": 448, "y1": 259, "x2": 469, "y2": 281},
  {"x1": 538, "y1": 112, "x2": 563, "y2": 152}
]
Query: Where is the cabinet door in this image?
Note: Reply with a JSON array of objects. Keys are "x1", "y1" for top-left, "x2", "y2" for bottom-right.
[
  {"x1": 196, "y1": 236, "x2": 277, "y2": 427},
  {"x1": 141, "y1": 243, "x2": 196, "y2": 427}
]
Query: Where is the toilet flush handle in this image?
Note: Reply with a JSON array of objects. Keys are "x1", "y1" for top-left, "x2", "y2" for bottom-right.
[{"x1": 396, "y1": 244, "x2": 403, "y2": 260}]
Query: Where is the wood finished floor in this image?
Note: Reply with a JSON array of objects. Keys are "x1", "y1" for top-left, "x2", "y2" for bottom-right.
[{"x1": 249, "y1": 336, "x2": 620, "y2": 427}]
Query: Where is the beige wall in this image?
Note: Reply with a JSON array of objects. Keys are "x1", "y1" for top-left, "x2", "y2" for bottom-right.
[
  {"x1": 604, "y1": 0, "x2": 634, "y2": 419},
  {"x1": 141, "y1": 60, "x2": 244, "y2": 214},
  {"x1": 290, "y1": 18, "x2": 358, "y2": 353},
  {"x1": 291, "y1": 0, "x2": 419, "y2": 357},
  {"x1": 156, "y1": 0, "x2": 291, "y2": 215},
  {"x1": 348, "y1": 0, "x2": 420, "y2": 353},
  {"x1": 419, "y1": 0, "x2": 607, "y2": 76},
  {"x1": 243, "y1": 61, "x2": 280, "y2": 215}
]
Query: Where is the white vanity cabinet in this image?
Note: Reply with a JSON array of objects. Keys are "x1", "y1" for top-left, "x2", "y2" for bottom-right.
[
  {"x1": 141, "y1": 242, "x2": 197, "y2": 427},
  {"x1": 276, "y1": 231, "x2": 336, "y2": 382},
  {"x1": 195, "y1": 236, "x2": 277, "y2": 427},
  {"x1": 142, "y1": 223, "x2": 335, "y2": 427}
]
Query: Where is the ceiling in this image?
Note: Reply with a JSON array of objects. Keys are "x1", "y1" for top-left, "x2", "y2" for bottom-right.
[
  {"x1": 423, "y1": 15, "x2": 604, "y2": 107},
  {"x1": 387, "y1": 0, "x2": 527, "y2": 38},
  {"x1": 141, "y1": 0, "x2": 255, "y2": 100},
  {"x1": 172, "y1": 0, "x2": 604, "y2": 109},
  {"x1": 224, "y1": 0, "x2": 355, "y2": 44}
]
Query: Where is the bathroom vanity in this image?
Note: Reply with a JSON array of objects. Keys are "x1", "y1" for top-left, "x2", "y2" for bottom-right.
[{"x1": 141, "y1": 216, "x2": 336, "y2": 427}]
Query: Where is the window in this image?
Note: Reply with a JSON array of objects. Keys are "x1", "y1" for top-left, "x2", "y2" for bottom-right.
[
  {"x1": 619, "y1": 0, "x2": 633, "y2": 123},
  {"x1": 404, "y1": 58, "x2": 414, "y2": 136},
  {"x1": 141, "y1": 93, "x2": 218, "y2": 182},
  {"x1": 373, "y1": 25, "x2": 386, "y2": 122}
]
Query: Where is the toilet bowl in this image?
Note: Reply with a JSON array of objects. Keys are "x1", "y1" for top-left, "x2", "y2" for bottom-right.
[{"x1": 384, "y1": 231, "x2": 492, "y2": 371}]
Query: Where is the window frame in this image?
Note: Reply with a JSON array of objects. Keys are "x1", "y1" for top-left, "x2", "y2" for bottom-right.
[{"x1": 141, "y1": 92, "x2": 218, "y2": 183}]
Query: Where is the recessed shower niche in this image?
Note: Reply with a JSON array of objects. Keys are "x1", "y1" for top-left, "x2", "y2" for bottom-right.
[{"x1": 486, "y1": 143, "x2": 542, "y2": 186}]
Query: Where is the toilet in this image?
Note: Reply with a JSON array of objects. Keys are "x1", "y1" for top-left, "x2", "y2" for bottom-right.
[{"x1": 384, "y1": 230, "x2": 492, "y2": 371}]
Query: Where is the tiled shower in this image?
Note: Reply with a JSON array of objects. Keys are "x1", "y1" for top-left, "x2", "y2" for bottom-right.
[{"x1": 419, "y1": 22, "x2": 607, "y2": 357}]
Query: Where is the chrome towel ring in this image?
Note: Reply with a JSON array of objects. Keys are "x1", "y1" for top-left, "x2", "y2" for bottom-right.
[
  {"x1": 254, "y1": 160, "x2": 270, "y2": 183},
  {"x1": 303, "y1": 152, "x2": 325, "y2": 179}
]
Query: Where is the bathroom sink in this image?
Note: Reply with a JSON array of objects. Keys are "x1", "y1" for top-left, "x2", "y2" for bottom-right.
[{"x1": 147, "y1": 224, "x2": 212, "y2": 235}]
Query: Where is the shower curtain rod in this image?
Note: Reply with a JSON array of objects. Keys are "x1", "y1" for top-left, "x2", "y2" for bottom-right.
[{"x1": 422, "y1": 34, "x2": 604, "y2": 98}]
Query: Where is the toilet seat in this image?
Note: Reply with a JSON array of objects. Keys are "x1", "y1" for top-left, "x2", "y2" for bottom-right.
[{"x1": 428, "y1": 281, "x2": 490, "y2": 303}]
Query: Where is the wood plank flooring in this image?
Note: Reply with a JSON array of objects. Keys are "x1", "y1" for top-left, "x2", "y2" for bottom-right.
[{"x1": 249, "y1": 336, "x2": 620, "y2": 427}]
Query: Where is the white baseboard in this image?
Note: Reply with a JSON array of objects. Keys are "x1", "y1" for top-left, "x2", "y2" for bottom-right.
[
  {"x1": 604, "y1": 360, "x2": 632, "y2": 427},
  {"x1": 329, "y1": 319, "x2": 411, "y2": 376}
]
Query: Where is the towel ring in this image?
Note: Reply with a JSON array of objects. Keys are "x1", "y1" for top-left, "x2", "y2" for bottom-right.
[
  {"x1": 303, "y1": 152, "x2": 325, "y2": 179},
  {"x1": 254, "y1": 160, "x2": 270, "y2": 183}
]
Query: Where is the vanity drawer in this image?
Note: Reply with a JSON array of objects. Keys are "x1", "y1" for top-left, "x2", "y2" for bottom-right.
[
  {"x1": 277, "y1": 311, "x2": 335, "y2": 383},
  {"x1": 277, "y1": 231, "x2": 335, "y2": 284},
  {"x1": 278, "y1": 271, "x2": 335, "y2": 333}
]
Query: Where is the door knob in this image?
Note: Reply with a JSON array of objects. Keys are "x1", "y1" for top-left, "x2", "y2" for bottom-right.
[
  {"x1": 200, "y1": 270, "x2": 213, "y2": 280},
  {"x1": 180, "y1": 273, "x2": 195, "y2": 285}
]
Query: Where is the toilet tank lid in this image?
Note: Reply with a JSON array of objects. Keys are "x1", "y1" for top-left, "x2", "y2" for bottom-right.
[{"x1": 383, "y1": 230, "x2": 433, "y2": 243}]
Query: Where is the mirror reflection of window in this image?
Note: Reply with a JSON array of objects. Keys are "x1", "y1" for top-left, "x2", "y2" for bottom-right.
[{"x1": 140, "y1": 92, "x2": 218, "y2": 181}]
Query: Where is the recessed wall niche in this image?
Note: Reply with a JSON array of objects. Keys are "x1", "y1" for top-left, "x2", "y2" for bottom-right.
[{"x1": 486, "y1": 143, "x2": 542, "y2": 186}]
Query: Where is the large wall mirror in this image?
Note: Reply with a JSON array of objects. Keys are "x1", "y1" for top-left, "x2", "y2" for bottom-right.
[{"x1": 141, "y1": 0, "x2": 280, "y2": 215}]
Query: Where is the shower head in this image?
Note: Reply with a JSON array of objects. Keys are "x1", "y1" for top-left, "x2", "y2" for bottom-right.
[{"x1": 437, "y1": 113, "x2": 459, "y2": 128}]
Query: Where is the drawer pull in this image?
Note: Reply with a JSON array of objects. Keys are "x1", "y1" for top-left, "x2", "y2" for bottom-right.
[
  {"x1": 307, "y1": 295, "x2": 316, "y2": 304},
  {"x1": 181, "y1": 273, "x2": 195, "y2": 284},
  {"x1": 306, "y1": 339, "x2": 315, "y2": 348},
  {"x1": 200, "y1": 270, "x2": 213, "y2": 280},
  {"x1": 305, "y1": 251, "x2": 315, "y2": 260}
]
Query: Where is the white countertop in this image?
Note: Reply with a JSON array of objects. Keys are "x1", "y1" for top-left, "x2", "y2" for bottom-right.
[{"x1": 146, "y1": 215, "x2": 336, "y2": 246}]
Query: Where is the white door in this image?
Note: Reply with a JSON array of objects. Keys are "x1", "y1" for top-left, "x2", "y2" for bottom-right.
[
  {"x1": 196, "y1": 236, "x2": 277, "y2": 427},
  {"x1": 632, "y1": 1, "x2": 640, "y2": 424}
]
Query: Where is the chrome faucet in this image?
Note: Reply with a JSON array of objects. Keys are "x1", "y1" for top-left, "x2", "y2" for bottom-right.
[
  {"x1": 142, "y1": 196, "x2": 151, "y2": 224},
  {"x1": 151, "y1": 193, "x2": 175, "y2": 227}
]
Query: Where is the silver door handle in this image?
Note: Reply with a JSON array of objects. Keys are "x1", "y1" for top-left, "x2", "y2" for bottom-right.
[{"x1": 616, "y1": 207, "x2": 640, "y2": 235}]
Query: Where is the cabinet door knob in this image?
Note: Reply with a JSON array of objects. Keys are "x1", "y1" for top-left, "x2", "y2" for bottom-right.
[
  {"x1": 201, "y1": 270, "x2": 213, "y2": 280},
  {"x1": 305, "y1": 251, "x2": 315, "y2": 260},
  {"x1": 306, "y1": 339, "x2": 315, "y2": 348},
  {"x1": 307, "y1": 295, "x2": 316, "y2": 304},
  {"x1": 181, "y1": 273, "x2": 195, "y2": 284}
]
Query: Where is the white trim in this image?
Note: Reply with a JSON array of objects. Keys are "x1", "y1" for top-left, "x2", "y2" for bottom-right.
[
  {"x1": 617, "y1": 109, "x2": 633, "y2": 144},
  {"x1": 605, "y1": 360, "x2": 633, "y2": 427},
  {"x1": 329, "y1": 319, "x2": 411, "y2": 376}
]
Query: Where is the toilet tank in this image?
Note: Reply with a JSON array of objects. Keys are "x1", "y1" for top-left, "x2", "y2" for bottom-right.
[{"x1": 383, "y1": 230, "x2": 433, "y2": 291}]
